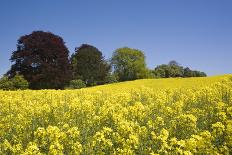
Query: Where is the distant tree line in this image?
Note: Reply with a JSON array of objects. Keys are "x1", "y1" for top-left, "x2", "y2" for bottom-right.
[
  {"x1": 153, "y1": 60, "x2": 207, "y2": 78},
  {"x1": 0, "y1": 31, "x2": 207, "y2": 90}
]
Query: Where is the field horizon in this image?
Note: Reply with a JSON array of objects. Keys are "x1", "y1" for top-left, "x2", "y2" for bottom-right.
[{"x1": 85, "y1": 74, "x2": 232, "y2": 92}]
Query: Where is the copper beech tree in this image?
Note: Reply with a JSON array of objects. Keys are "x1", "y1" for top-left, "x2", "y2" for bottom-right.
[{"x1": 7, "y1": 31, "x2": 71, "y2": 89}]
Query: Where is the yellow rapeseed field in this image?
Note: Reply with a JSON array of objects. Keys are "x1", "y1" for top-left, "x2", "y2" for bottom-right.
[{"x1": 0, "y1": 75, "x2": 232, "y2": 154}]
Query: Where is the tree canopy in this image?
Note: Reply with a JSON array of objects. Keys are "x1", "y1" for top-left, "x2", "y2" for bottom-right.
[
  {"x1": 7, "y1": 31, "x2": 71, "y2": 89},
  {"x1": 111, "y1": 47, "x2": 149, "y2": 81},
  {"x1": 0, "y1": 74, "x2": 28, "y2": 90},
  {"x1": 70, "y1": 44, "x2": 110, "y2": 86},
  {"x1": 2, "y1": 31, "x2": 208, "y2": 90},
  {"x1": 153, "y1": 61, "x2": 207, "y2": 78}
]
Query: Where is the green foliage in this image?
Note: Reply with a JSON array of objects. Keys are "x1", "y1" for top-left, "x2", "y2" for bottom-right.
[
  {"x1": 153, "y1": 61, "x2": 207, "y2": 78},
  {"x1": 0, "y1": 76, "x2": 14, "y2": 90},
  {"x1": 11, "y1": 74, "x2": 29, "y2": 89},
  {"x1": 183, "y1": 67, "x2": 194, "y2": 77},
  {"x1": 153, "y1": 64, "x2": 184, "y2": 78},
  {"x1": 0, "y1": 74, "x2": 28, "y2": 90},
  {"x1": 104, "y1": 74, "x2": 118, "y2": 84},
  {"x1": 71, "y1": 44, "x2": 110, "y2": 86},
  {"x1": 111, "y1": 47, "x2": 149, "y2": 81},
  {"x1": 153, "y1": 64, "x2": 171, "y2": 78},
  {"x1": 67, "y1": 79, "x2": 86, "y2": 89},
  {"x1": 183, "y1": 67, "x2": 207, "y2": 77}
]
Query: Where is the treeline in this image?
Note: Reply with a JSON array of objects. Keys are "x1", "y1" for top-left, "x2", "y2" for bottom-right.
[
  {"x1": 153, "y1": 61, "x2": 207, "y2": 78},
  {"x1": 0, "y1": 31, "x2": 206, "y2": 90}
]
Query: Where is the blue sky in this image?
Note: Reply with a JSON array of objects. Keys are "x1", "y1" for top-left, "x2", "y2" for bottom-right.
[{"x1": 0, "y1": 0, "x2": 231, "y2": 76}]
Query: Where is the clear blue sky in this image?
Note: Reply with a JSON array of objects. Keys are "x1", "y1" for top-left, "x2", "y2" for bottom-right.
[{"x1": 0, "y1": 0, "x2": 231, "y2": 76}]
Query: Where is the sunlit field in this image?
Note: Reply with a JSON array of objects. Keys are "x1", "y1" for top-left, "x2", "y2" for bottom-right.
[
  {"x1": 0, "y1": 75, "x2": 232, "y2": 154},
  {"x1": 89, "y1": 74, "x2": 232, "y2": 92}
]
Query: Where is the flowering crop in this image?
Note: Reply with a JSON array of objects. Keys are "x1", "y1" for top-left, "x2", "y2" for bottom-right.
[{"x1": 0, "y1": 75, "x2": 232, "y2": 154}]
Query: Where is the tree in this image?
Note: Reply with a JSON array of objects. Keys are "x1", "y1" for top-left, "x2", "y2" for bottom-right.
[
  {"x1": 0, "y1": 76, "x2": 14, "y2": 90},
  {"x1": 193, "y1": 70, "x2": 207, "y2": 77},
  {"x1": 154, "y1": 61, "x2": 207, "y2": 78},
  {"x1": 183, "y1": 67, "x2": 207, "y2": 77},
  {"x1": 169, "y1": 61, "x2": 184, "y2": 77},
  {"x1": 0, "y1": 74, "x2": 28, "y2": 90},
  {"x1": 71, "y1": 44, "x2": 110, "y2": 86},
  {"x1": 168, "y1": 60, "x2": 180, "y2": 66},
  {"x1": 153, "y1": 64, "x2": 171, "y2": 78},
  {"x1": 200, "y1": 71, "x2": 207, "y2": 77},
  {"x1": 111, "y1": 47, "x2": 149, "y2": 81},
  {"x1": 11, "y1": 74, "x2": 29, "y2": 89},
  {"x1": 153, "y1": 60, "x2": 184, "y2": 78},
  {"x1": 183, "y1": 67, "x2": 193, "y2": 77},
  {"x1": 104, "y1": 73, "x2": 118, "y2": 84},
  {"x1": 66, "y1": 79, "x2": 86, "y2": 89},
  {"x1": 7, "y1": 31, "x2": 71, "y2": 89}
]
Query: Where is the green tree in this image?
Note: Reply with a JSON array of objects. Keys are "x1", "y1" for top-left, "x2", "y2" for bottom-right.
[
  {"x1": 0, "y1": 74, "x2": 28, "y2": 90},
  {"x1": 71, "y1": 44, "x2": 110, "y2": 86},
  {"x1": 153, "y1": 64, "x2": 171, "y2": 78},
  {"x1": 67, "y1": 79, "x2": 86, "y2": 89},
  {"x1": 193, "y1": 70, "x2": 207, "y2": 77},
  {"x1": 183, "y1": 67, "x2": 194, "y2": 77},
  {"x1": 183, "y1": 67, "x2": 207, "y2": 77},
  {"x1": 104, "y1": 73, "x2": 118, "y2": 84},
  {"x1": 168, "y1": 61, "x2": 184, "y2": 77},
  {"x1": 11, "y1": 74, "x2": 29, "y2": 89},
  {"x1": 0, "y1": 76, "x2": 14, "y2": 90},
  {"x1": 154, "y1": 61, "x2": 183, "y2": 78},
  {"x1": 168, "y1": 60, "x2": 179, "y2": 66},
  {"x1": 154, "y1": 61, "x2": 207, "y2": 78},
  {"x1": 111, "y1": 47, "x2": 149, "y2": 81}
]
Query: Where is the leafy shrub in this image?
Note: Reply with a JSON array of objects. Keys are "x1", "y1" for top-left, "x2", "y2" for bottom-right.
[
  {"x1": 11, "y1": 74, "x2": 29, "y2": 89},
  {"x1": 0, "y1": 76, "x2": 14, "y2": 90},
  {"x1": 0, "y1": 74, "x2": 28, "y2": 90},
  {"x1": 104, "y1": 74, "x2": 118, "y2": 84},
  {"x1": 67, "y1": 79, "x2": 86, "y2": 89},
  {"x1": 153, "y1": 61, "x2": 207, "y2": 78}
]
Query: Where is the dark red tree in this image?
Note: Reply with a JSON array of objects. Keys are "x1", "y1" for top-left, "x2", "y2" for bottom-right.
[{"x1": 7, "y1": 31, "x2": 71, "y2": 89}]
